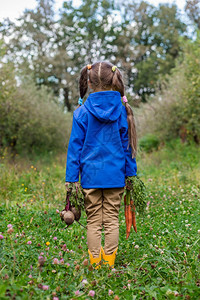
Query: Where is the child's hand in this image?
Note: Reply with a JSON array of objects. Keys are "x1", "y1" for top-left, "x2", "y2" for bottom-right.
[
  {"x1": 65, "y1": 181, "x2": 81, "y2": 192},
  {"x1": 65, "y1": 182, "x2": 71, "y2": 192}
]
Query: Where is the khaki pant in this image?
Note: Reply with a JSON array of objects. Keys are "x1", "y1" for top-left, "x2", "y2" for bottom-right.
[{"x1": 83, "y1": 187, "x2": 124, "y2": 258}]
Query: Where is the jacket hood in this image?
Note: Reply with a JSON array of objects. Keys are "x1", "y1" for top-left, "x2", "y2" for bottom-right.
[{"x1": 84, "y1": 91, "x2": 122, "y2": 122}]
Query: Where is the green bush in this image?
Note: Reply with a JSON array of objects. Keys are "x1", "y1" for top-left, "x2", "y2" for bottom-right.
[
  {"x1": 180, "y1": 35, "x2": 200, "y2": 144},
  {"x1": 137, "y1": 33, "x2": 200, "y2": 145},
  {"x1": 139, "y1": 134, "x2": 160, "y2": 152},
  {"x1": 0, "y1": 50, "x2": 72, "y2": 154}
]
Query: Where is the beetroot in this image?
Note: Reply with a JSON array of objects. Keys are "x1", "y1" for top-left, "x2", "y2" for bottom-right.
[
  {"x1": 60, "y1": 182, "x2": 85, "y2": 228},
  {"x1": 63, "y1": 211, "x2": 75, "y2": 225},
  {"x1": 70, "y1": 206, "x2": 81, "y2": 221}
]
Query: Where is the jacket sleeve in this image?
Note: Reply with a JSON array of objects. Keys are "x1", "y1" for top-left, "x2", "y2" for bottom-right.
[
  {"x1": 119, "y1": 107, "x2": 137, "y2": 177},
  {"x1": 65, "y1": 111, "x2": 86, "y2": 182}
]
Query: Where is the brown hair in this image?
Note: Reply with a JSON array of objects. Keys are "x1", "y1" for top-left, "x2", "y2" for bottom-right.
[{"x1": 78, "y1": 61, "x2": 137, "y2": 158}]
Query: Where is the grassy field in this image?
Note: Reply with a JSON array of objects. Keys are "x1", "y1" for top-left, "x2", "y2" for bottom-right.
[{"x1": 0, "y1": 139, "x2": 200, "y2": 300}]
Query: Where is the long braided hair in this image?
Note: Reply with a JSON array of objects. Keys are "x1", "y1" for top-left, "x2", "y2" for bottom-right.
[{"x1": 78, "y1": 61, "x2": 137, "y2": 158}]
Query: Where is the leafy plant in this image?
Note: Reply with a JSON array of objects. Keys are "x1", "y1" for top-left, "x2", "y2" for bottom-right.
[
  {"x1": 125, "y1": 175, "x2": 147, "y2": 215},
  {"x1": 139, "y1": 134, "x2": 160, "y2": 153},
  {"x1": 137, "y1": 32, "x2": 200, "y2": 145},
  {"x1": 65, "y1": 182, "x2": 85, "y2": 211},
  {"x1": 0, "y1": 58, "x2": 72, "y2": 154}
]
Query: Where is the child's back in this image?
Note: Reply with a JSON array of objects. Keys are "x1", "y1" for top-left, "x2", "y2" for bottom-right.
[{"x1": 66, "y1": 90, "x2": 137, "y2": 188}]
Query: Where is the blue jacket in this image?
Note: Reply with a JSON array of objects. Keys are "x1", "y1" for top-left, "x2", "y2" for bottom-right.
[{"x1": 65, "y1": 91, "x2": 137, "y2": 188}]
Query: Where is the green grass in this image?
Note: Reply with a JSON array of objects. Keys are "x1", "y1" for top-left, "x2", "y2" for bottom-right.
[{"x1": 0, "y1": 139, "x2": 200, "y2": 299}]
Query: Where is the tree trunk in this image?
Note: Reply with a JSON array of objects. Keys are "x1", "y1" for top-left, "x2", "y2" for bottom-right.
[{"x1": 64, "y1": 87, "x2": 71, "y2": 112}]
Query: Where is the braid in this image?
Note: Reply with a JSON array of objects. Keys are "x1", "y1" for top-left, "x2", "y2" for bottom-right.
[
  {"x1": 112, "y1": 67, "x2": 137, "y2": 158},
  {"x1": 112, "y1": 69, "x2": 124, "y2": 96},
  {"x1": 125, "y1": 102, "x2": 138, "y2": 158},
  {"x1": 79, "y1": 66, "x2": 89, "y2": 99}
]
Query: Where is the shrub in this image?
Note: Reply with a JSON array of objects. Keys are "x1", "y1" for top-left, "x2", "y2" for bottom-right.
[
  {"x1": 180, "y1": 35, "x2": 200, "y2": 144},
  {"x1": 137, "y1": 33, "x2": 200, "y2": 145},
  {"x1": 139, "y1": 134, "x2": 160, "y2": 153},
  {"x1": 0, "y1": 56, "x2": 72, "y2": 154}
]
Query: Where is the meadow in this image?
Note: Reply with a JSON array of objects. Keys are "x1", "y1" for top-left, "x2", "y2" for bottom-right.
[{"x1": 0, "y1": 139, "x2": 200, "y2": 300}]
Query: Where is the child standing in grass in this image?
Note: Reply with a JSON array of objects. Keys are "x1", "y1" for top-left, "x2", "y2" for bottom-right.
[{"x1": 65, "y1": 61, "x2": 137, "y2": 268}]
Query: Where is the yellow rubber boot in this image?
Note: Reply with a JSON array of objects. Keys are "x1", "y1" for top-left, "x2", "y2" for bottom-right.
[
  {"x1": 88, "y1": 248, "x2": 102, "y2": 269},
  {"x1": 101, "y1": 247, "x2": 118, "y2": 268}
]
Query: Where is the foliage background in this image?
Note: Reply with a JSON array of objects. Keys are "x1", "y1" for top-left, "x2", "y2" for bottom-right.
[{"x1": 1, "y1": 0, "x2": 200, "y2": 153}]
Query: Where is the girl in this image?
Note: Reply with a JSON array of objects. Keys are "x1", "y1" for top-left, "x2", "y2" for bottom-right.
[{"x1": 65, "y1": 61, "x2": 137, "y2": 268}]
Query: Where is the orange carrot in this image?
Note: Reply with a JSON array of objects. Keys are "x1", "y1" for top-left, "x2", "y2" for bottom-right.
[
  {"x1": 124, "y1": 195, "x2": 129, "y2": 238},
  {"x1": 124, "y1": 192, "x2": 133, "y2": 239},
  {"x1": 131, "y1": 200, "x2": 137, "y2": 233},
  {"x1": 126, "y1": 204, "x2": 132, "y2": 239}
]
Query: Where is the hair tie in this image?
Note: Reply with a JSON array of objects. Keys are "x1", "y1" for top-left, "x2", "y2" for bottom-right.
[
  {"x1": 122, "y1": 96, "x2": 128, "y2": 103},
  {"x1": 78, "y1": 97, "x2": 83, "y2": 105},
  {"x1": 112, "y1": 65, "x2": 117, "y2": 72},
  {"x1": 87, "y1": 64, "x2": 92, "y2": 70}
]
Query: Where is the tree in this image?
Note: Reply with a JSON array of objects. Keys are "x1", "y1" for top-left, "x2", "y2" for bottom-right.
[
  {"x1": 185, "y1": 0, "x2": 200, "y2": 29},
  {"x1": 0, "y1": 0, "x2": 189, "y2": 107},
  {"x1": 0, "y1": 0, "x2": 74, "y2": 111},
  {"x1": 60, "y1": 0, "x2": 117, "y2": 63},
  {"x1": 113, "y1": 1, "x2": 187, "y2": 102}
]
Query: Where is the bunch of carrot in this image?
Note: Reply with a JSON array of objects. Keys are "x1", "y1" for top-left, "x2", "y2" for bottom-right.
[{"x1": 124, "y1": 176, "x2": 147, "y2": 239}]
